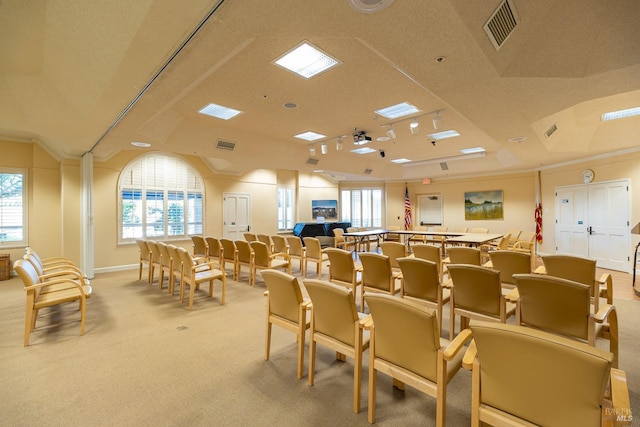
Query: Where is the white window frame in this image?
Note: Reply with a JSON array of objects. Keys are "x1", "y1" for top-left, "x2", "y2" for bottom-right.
[
  {"x1": 277, "y1": 186, "x2": 295, "y2": 231},
  {"x1": 0, "y1": 168, "x2": 27, "y2": 248},
  {"x1": 340, "y1": 187, "x2": 383, "y2": 228},
  {"x1": 117, "y1": 153, "x2": 204, "y2": 243}
]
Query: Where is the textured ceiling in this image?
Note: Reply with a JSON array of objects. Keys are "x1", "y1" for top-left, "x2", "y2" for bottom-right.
[{"x1": 1, "y1": 0, "x2": 640, "y2": 181}]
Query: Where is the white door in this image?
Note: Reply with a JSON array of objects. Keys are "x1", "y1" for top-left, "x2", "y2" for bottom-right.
[
  {"x1": 223, "y1": 192, "x2": 251, "y2": 240},
  {"x1": 417, "y1": 194, "x2": 443, "y2": 226},
  {"x1": 555, "y1": 180, "x2": 630, "y2": 271}
]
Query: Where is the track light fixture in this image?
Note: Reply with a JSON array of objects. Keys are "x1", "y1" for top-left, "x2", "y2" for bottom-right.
[
  {"x1": 336, "y1": 137, "x2": 343, "y2": 151},
  {"x1": 320, "y1": 142, "x2": 328, "y2": 155},
  {"x1": 309, "y1": 145, "x2": 316, "y2": 157},
  {"x1": 432, "y1": 112, "x2": 443, "y2": 130},
  {"x1": 386, "y1": 126, "x2": 396, "y2": 140},
  {"x1": 410, "y1": 120, "x2": 420, "y2": 135}
]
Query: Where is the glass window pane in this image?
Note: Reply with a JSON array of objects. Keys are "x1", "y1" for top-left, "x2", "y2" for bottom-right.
[{"x1": 0, "y1": 172, "x2": 25, "y2": 243}]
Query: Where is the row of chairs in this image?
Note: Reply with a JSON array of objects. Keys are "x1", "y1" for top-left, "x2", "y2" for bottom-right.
[
  {"x1": 137, "y1": 240, "x2": 226, "y2": 310},
  {"x1": 13, "y1": 248, "x2": 93, "y2": 346},
  {"x1": 262, "y1": 270, "x2": 629, "y2": 426}
]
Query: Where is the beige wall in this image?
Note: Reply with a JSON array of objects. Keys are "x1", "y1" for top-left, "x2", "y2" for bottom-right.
[{"x1": 3, "y1": 138, "x2": 639, "y2": 271}]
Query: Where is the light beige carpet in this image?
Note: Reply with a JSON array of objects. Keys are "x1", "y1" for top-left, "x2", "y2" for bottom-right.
[{"x1": 0, "y1": 266, "x2": 638, "y2": 426}]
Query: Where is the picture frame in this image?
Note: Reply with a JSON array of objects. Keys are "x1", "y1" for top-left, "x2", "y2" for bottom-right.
[
  {"x1": 464, "y1": 190, "x2": 503, "y2": 220},
  {"x1": 312, "y1": 199, "x2": 338, "y2": 219}
]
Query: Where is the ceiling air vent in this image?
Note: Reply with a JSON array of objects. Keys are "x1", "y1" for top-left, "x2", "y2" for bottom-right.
[
  {"x1": 483, "y1": 0, "x2": 519, "y2": 51},
  {"x1": 306, "y1": 158, "x2": 319, "y2": 165},
  {"x1": 544, "y1": 123, "x2": 558, "y2": 139},
  {"x1": 363, "y1": 168, "x2": 373, "y2": 175},
  {"x1": 216, "y1": 139, "x2": 236, "y2": 151},
  {"x1": 440, "y1": 162, "x2": 449, "y2": 171}
]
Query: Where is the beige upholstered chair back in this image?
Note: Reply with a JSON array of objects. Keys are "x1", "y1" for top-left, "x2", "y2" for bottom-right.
[
  {"x1": 250, "y1": 241, "x2": 271, "y2": 267},
  {"x1": 303, "y1": 237, "x2": 322, "y2": 259},
  {"x1": 469, "y1": 322, "x2": 613, "y2": 427},
  {"x1": 452, "y1": 227, "x2": 468, "y2": 233},
  {"x1": 506, "y1": 229, "x2": 521, "y2": 245},
  {"x1": 286, "y1": 236, "x2": 304, "y2": 257},
  {"x1": 257, "y1": 233, "x2": 273, "y2": 248},
  {"x1": 379, "y1": 241, "x2": 406, "y2": 269},
  {"x1": 243, "y1": 232, "x2": 257, "y2": 242},
  {"x1": 411, "y1": 244, "x2": 440, "y2": 263},
  {"x1": 166, "y1": 244, "x2": 182, "y2": 274},
  {"x1": 262, "y1": 270, "x2": 304, "y2": 324},
  {"x1": 365, "y1": 293, "x2": 441, "y2": 382},
  {"x1": 447, "y1": 247, "x2": 481, "y2": 265},
  {"x1": 156, "y1": 241, "x2": 172, "y2": 270},
  {"x1": 470, "y1": 227, "x2": 489, "y2": 233},
  {"x1": 397, "y1": 257, "x2": 439, "y2": 301},
  {"x1": 191, "y1": 235, "x2": 207, "y2": 256},
  {"x1": 271, "y1": 235, "x2": 288, "y2": 254},
  {"x1": 513, "y1": 273, "x2": 591, "y2": 339},
  {"x1": 220, "y1": 239, "x2": 237, "y2": 262},
  {"x1": 147, "y1": 240, "x2": 162, "y2": 264},
  {"x1": 488, "y1": 250, "x2": 531, "y2": 285},
  {"x1": 542, "y1": 254, "x2": 596, "y2": 287},
  {"x1": 235, "y1": 240, "x2": 253, "y2": 264},
  {"x1": 447, "y1": 264, "x2": 502, "y2": 316},
  {"x1": 205, "y1": 237, "x2": 222, "y2": 261},
  {"x1": 304, "y1": 279, "x2": 359, "y2": 347},
  {"x1": 359, "y1": 252, "x2": 394, "y2": 292},
  {"x1": 325, "y1": 248, "x2": 356, "y2": 283},
  {"x1": 136, "y1": 239, "x2": 150, "y2": 260},
  {"x1": 515, "y1": 230, "x2": 536, "y2": 248},
  {"x1": 177, "y1": 247, "x2": 196, "y2": 279}
]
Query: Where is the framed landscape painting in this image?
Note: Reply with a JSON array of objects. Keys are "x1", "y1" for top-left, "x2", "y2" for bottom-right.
[
  {"x1": 312, "y1": 199, "x2": 338, "y2": 219},
  {"x1": 464, "y1": 190, "x2": 503, "y2": 220}
]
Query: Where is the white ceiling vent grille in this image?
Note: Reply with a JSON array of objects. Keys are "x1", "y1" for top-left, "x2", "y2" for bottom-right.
[
  {"x1": 216, "y1": 139, "x2": 236, "y2": 151},
  {"x1": 306, "y1": 157, "x2": 319, "y2": 165},
  {"x1": 544, "y1": 123, "x2": 558, "y2": 139},
  {"x1": 440, "y1": 162, "x2": 449, "y2": 171},
  {"x1": 484, "y1": 0, "x2": 519, "y2": 51}
]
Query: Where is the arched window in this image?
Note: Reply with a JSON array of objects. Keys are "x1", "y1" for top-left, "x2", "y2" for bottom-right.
[{"x1": 118, "y1": 153, "x2": 204, "y2": 243}]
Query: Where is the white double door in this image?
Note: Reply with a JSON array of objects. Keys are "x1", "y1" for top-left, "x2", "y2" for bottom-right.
[{"x1": 555, "y1": 179, "x2": 630, "y2": 272}]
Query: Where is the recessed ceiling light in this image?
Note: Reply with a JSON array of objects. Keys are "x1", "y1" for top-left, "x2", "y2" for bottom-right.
[
  {"x1": 375, "y1": 102, "x2": 421, "y2": 119},
  {"x1": 508, "y1": 136, "x2": 528, "y2": 143},
  {"x1": 391, "y1": 158, "x2": 411, "y2": 163},
  {"x1": 294, "y1": 131, "x2": 326, "y2": 141},
  {"x1": 460, "y1": 147, "x2": 485, "y2": 154},
  {"x1": 351, "y1": 147, "x2": 377, "y2": 154},
  {"x1": 198, "y1": 103, "x2": 242, "y2": 120},
  {"x1": 602, "y1": 106, "x2": 640, "y2": 121},
  {"x1": 376, "y1": 136, "x2": 390, "y2": 142},
  {"x1": 274, "y1": 41, "x2": 340, "y2": 79},
  {"x1": 131, "y1": 141, "x2": 151, "y2": 148},
  {"x1": 428, "y1": 130, "x2": 461, "y2": 141}
]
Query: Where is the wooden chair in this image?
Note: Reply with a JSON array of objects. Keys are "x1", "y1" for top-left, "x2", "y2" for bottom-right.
[
  {"x1": 510, "y1": 230, "x2": 536, "y2": 268},
  {"x1": 286, "y1": 236, "x2": 306, "y2": 276},
  {"x1": 219, "y1": 238, "x2": 238, "y2": 281},
  {"x1": 446, "y1": 264, "x2": 515, "y2": 340},
  {"x1": 303, "y1": 237, "x2": 329, "y2": 278},
  {"x1": 146, "y1": 240, "x2": 163, "y2": 285},
  {"x1": 205, "y1": 236, "x2": 223, "y2": 264},
  {"x1": 397, "y1": 256, "x2": 450, "y2": 336},
  {"x1": 425, "y1": 225, "x2": 448, "y2": 253},
  {"x1": 136, "y1": 239, "x2": 152, "y2": 282},
  {"x1": 379, "y1": 241, "x2": 407, "y2": 271},
  {"x1": 443, "y1": 246, "x2": 481, "y2": 266},
  {"x1": 243, "y1": 232, "x2": 257, "y2": 242},
  {"x1": 365, "y1": 293, "x2": 471, "y2": 425},
  {"x1": 537, "y1": 254, "x2": 613, "y2": 311},
  {"x1": 166, "y1": 244, "x2": 183, "y2": 295},
  {"x1": 506, "y1": 229, "x2": 521, "y2": 247},
  {"x1": 191, "y1": 235, "x2": 208, "y2": 258},
  {"x1": 177, "y1": 247, "x2": 226, "y2": 310},
  {"x1": 333, "y1": 228, "x2": 358, "y2": 252},
  {"x1": 23, "y1": 251, "x2": 87, "y2": 284},
  {"x1": 270, "y1": 235, "x2": 290, "y2": 261},
  {"x1": 383, "y1": 225, "x2": 401, "y2": 242},
  {"x1": 478, "y1": 232, "x2": 510, "y2": 264},
  {"x1": 234, "y1": 240, "x2": 254, "y2": 283},
  {"x1": 408, "y1": 225, "x2": 428, "y2": 244},
  {"x1": 411, "y1": 244, "x2": 444, "y2": 282},
  {"x1": 324, "y1": 248, "x2": 362, "y2": 303},
  {"x1": 510, "y1": 273, "x2": 619, "y2": 368},
  {"x1": 262, "y1": 269, "x2": 311, "y2": 379},
  {"x1": 155, "y1": 241, "x2": 173, "y2": 291},
  {"x1": 484, "y1": 250, "x2": 531, "y2": 289},
  {"x1": 358, "y1": 252, "x2": 401, "y2": 312},
  {"x1": 249, "y1": 241, "x2": 290, "y2": 286},
  {"x1": 257, "y1": 233, "x2": 274, "y2": 251},
  {"x1": 14, "y1": 259, "x2": 92, "y2": 346},
  {"x1": 304, "y1": 279, "x2": 372, "y2": 414},
  {"x1": 464, "y1": 321, "x2": 629, "y2": 427}
]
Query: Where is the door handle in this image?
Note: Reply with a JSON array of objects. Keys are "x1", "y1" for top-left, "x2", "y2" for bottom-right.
[{"x1": 587, "y1": 226, "x2": 594, "y2": 235}]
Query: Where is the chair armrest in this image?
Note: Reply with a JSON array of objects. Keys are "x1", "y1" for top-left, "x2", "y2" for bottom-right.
[
  {"x1": 593, "y1": 303, "x2": 616, "y2": 323},
  {"x1": 263, "y1": 290, "x2": 269, "y2": 297},
  {"x1": 301, "y1": 300, "x2": 312, "y2": 310},
  {"x1": 462, "y1": 339, "x2": 477, "y2": 370},
  {"x1": 533, "y1": 265, "x2": 546, "y2": 274},
  {"x1": 482, "y1": 260, "x2": 493, "y2": 268},
  {"x1": 610, "y1": 368, "x2": 630, "y2": 414},
  {"x1": 505, "y1": 288, "x2": 520, "y2": 302},
  {"x1": 26, "y1": 277, "x2": 89, "y2": 296},
  {"x1": 597, "y1": 273, "x2": 613, "y2": 304},
  {"x1": 443, "y1": 328, "x2": 473, "y2": 362},
  {"x1": 442, "y1": 278, "x2": 453, "y2": 289},
  {"x1": 38, "y1": 270, "x2": 88, "y2": 285},
  {"x1": 359, "y1": 314, "x2": 373, "y2": 329}
]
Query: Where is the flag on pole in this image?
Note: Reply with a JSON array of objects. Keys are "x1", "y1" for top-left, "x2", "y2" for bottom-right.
[
  {"x1": 535, "y1": 202, "x2": 543, "y2": 243},
  {"x1": 404, "y1": 186, "x2": 412, "y2": 230}
]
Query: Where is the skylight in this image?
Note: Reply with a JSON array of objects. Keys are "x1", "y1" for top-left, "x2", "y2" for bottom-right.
[
  {"x1": 602, "y1": 106, "x2": 640, "y2": 122},
  {"x1": 375, "y1": 102, "x2": 421, "y2": 119},
  {"x1": 198, "y1": 103, "x2": 242, "y2": 120},
  {"x1": 274, "y1": 41, "x2": 340, "y2": 79},
  {"x1": 428, "y1": 130, "x2": 461, "y2": 141},
  {"x1": 351, "y1": 147, "x2": 377, "y2": 154},
  {"x1": 294, "y1": 131, "x2": 326, "y2": 141},
  {"x1": 391, "y1": 158, "x2": 411, "y2": 163},
  {"x1": 460, "y1": 147, "x2": 485, "y2": 154}
]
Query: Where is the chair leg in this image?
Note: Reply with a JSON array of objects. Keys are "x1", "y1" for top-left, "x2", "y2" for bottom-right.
[
  {"x1": 265, "y1": 319, "x2": 272, "y2": 361},
  {"x1": 367, "y1": 356, "x2": 377, "y2": 423},
  {"x1": 220, "y1": 276, "x2": 226, "y2": 305},
  {"x1": 297, "y1": 325, "x2": 305, "y2": 379},
  {"x1": 308, "y1": 338, "x2": 316, "y2": 385}
]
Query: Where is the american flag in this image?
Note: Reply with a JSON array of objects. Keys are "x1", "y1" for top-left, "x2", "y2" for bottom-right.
[{"x1": 404, "y1": 186, "x2": 412, "y2": 230}]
